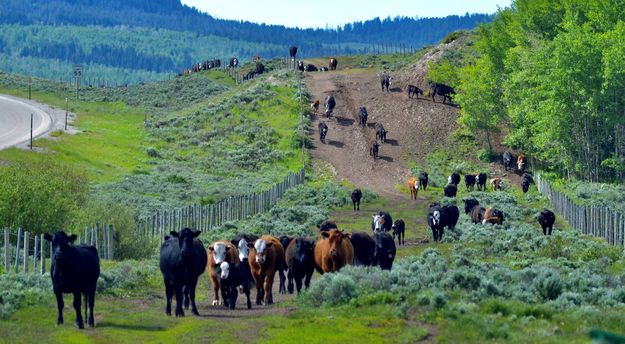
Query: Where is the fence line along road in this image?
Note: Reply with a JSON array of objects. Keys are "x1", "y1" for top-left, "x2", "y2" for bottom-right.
[
  {"x1": 536, "y1": 173, "x2": 624, "y2": 247},
  {"x1": 1, "y1": 224, "x2": 114, "y2": 275},
  {"x1": 138, "y1": 169, "x2": 305, "y2": 242}
]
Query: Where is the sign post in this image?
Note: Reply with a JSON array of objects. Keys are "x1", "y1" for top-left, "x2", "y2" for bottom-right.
[{"x1": 72, "y1": 64, "x2": 83, "y2": 102}]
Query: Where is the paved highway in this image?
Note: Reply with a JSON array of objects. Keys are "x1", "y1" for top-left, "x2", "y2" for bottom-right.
[{"x1": 0, "y1": 95, "x2": 53, "y2": 150}]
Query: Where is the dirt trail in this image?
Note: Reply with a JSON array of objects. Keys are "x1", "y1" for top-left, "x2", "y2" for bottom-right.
[{"x1": 306, "y1": 70, "x2": 460, "y2": 199}]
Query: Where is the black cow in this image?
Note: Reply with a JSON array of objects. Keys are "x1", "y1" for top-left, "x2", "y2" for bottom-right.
[
  {"x1": 359, "y1": 107, "x2": 368, "y2": 126},
  {"x1": 380, "y1": 74, "x2": 391, "y2": 92},
  {"x1": 418, "y1": 172, "x2": 429, "y2": 191},
  {"x1": 351, "y1": 189, "x2": 362, "y2": 211},
  {"x1": 408, "y1": 85, "x2": 423, "y2": 99},
  {"x1": 325, "y1": 95, "x2": 336, "y2": 117},
  {"x1": 463, "y1": 198, "x2": 485, "y2": 224},
  {"x1": 477, "y1": 173, "x2": 488, "y2": 191},
  {"x1": 229, "y1": 58, "x2": 239, "y2": 68},
  {"x1": 44, "y1": 231, "x2": 100, "y2": 329},
  {"x1": 465, "y1": 174, "x2": 477, "y2": 191},
  {"x1": 285, "y1": 237, "x2": 315, "y2": 294},
  {"x1": 448, "y1": 173, "x2": 461, "y2": 186},
  {"x1": 503, "y1": 151, "x2": 513, "y2": 171},
  {"x1": 372, "y1": 211, "x2": 393, "y2": 233},
  {"x1": 255, "y1": 62, "x2": 265, "y2": 74},
  {"x1": 444, "y1": 184, "x2": 457, "y2": 198},
  {"x1": 521, "y1": 173, "x2": 533, "y2": 193},
  {"x1": 297, "y1": 60, "x2": 305, "y2": 72},
  {"x1": 159, "y1": 228, "x2": 208, "y2": 317},
  {"x1": 305, "y1": 64, "x2": 318, "y2": 72},
  {"x1": 375, "y1": 123, "x2": 387, "y2": 143},
  {"x1": 463, "y1": 198, "x2": 480, "y2": 215},
  {"x1": 219, "y1": 261, "x2": 252, "y2": 309},
  {"x1": 370, "y1": 141, "x2": 379, "y2": 158},
  {"x1": 318, "y1": 122, "x2": 328, "y2": 143},
  {"x1": 289, "y1": 46, "x2": 298, "y2": 58},
  {"x1": 430, "y1": 82, "x2": 455, "y2": 104},
  {"x1": 391, "y1": 219, "x2": 405, "y2": 245},
  {"x1": 373, "y1": 232, "x2": 396, "y2": 270},
  {"x1": 350, "y1": 232, "x2": 375, "y2": 266},
  {"x1": 442, "y1": 204, "x2": 460, "y2": 230},
  {"x1": 278, "y1": 235, "x2": 294, "y2": 294},
  {"x1": 320, "y1": 67, "x2": 329, "y2": 72},
  {"x1": 538, "y1": 209, "x2": 556, "y2": 236},
  {"x1": 317, "y1": 220, "x2": 338, "y2": 231},
  {"x1": 428, "y1": 204, "x2": 445, "y2": 242}
]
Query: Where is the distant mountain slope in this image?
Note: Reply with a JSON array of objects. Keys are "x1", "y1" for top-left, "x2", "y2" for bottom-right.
[{"x1": 0, "y1": 0, "x2": 492, "y2": 83}]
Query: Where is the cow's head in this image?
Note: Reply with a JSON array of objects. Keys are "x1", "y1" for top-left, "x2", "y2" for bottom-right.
[
  {"x1": 219, "y1": 262, "x2": 230, "y2": 279},
  {"x1": 320, "y1": 229, "x2": 350, "y2": 259},
  {"x1": 237, "y1": 239, "x2": 249, "y2": 262},
  {"x1": 372, "y1": 214, "x2": 385, "y2": 233},
  {"x1": 44, "y1": 231, "x2": 77, "y2": 264},
  {"x1": 463, "y1": 198, "x2": 479, "y2": 214},
  {"x1": 170, "y1": 228, "x2": 200, "y2": 262},
  {"x1": 431, "y1": 210, "x2": 441, "y2": 226},
  {"x1": 250, "y1": 239, "x2": 272, "y2": 264},
  {"x1": 295, "y1": 238, "x2": 314, "y2": 258},
  {"x1": 208, "y1": 242, "x2": 231, "y2": 265}
]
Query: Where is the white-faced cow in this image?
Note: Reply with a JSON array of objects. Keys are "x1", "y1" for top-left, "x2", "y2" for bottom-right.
[
  {"x1": 207, "y1": 240, "x2": 240, "y2": 307},
  {"x1": 448, "y1": 173, "x2": 461, "y2": 186},
  {"x1": 477, "y1": 173, "x2": 488, "y2": 191},
  {"x1": 248, "y1": 236, "x2": 285, "y2": 305},
  {"x1": 219, "y1": 260, "x2": 252, "y2": 309},
  {"x1": 318, "y1": 122, "x2": 328, "y2": 143},
  {"x1": 325, "y1": 95, "x2": 336, "y2": 117},
  {"x1": 160, "y1": 228, "x2": 207, "y2": 317},
  {"x1": 44, "y1": 231, "x2": 100, "y2": 329},
  {"x1": 372, "y1": 211, "x2": 393, "y2": 233}
]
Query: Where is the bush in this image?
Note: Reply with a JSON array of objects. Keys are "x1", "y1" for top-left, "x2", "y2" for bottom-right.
[
  {"x1": 0, "y1": 273, "x2": 50, "y2": 319},
  {"x1": 97, "y1": 259, "x2": 160, "y2": 296},
  {"x1": 299, "y1": 273, "x2": 358, "y2": 307}
]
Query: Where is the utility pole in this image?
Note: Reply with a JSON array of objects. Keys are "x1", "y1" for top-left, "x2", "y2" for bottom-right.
[
  {"x1": 65, "y1": 97, "x2": 68, "y2": 131},
  {"x1": 28, "y1": 76, "x2": 31, "y2": 100},
  {"x1": 30, "y1": 113, "x2": 33, "y2": 150}
]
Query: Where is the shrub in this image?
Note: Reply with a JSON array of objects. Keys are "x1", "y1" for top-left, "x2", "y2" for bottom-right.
[
  {"x1": 97, "y1": 259, "x2": 160, "y2": 296},
  {"x1": 0, "y1": 273, "x2": 50, "y2": 319},
  {"x1": 299, "y1": 273, "x2": 358, "y2": 307},
  {"x1": 146, "y1": 147, "x2": 160, "y2": 158},
  {"x1": 532, "y1": 268, "x2": 563, "y2": 301}
]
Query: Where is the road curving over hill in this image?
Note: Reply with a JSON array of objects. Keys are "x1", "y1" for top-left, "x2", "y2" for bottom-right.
[{"x1": 0, "y1": 94, "x2": 53, "y2": 151}]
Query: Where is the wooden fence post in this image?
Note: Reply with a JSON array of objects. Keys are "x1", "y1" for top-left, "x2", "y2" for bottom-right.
[
  {"x1": 108, "y1": 225, "x2": 114, "y2": 260},
  {"x1": 3, "y1": 228, "x2": 8, "y2": 272},
  {"x1": 103, "y1": 223, "x2": 108, "y2": 259},
  {"x1": 23, "y1": 231, "x2": 29, "y2": 273},
  {"x1": 33, "y1": 234, "x2": 38, "y2": 272},
  {"x1": 40, "y1": 233, "x2": 45, "y2": 274},
  {"x1": 15, "y1": 227, "x2": 22, "y2": 273}
]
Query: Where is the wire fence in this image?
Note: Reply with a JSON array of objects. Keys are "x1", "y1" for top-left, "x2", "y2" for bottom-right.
[
  {"x1": 137, "y1": 169, "x2": 305, "y2": 242},
  {"x1": 1, "y1": 224, "x2": 114, "y2": 274},
  {"x1": 536, "y1": 173, "x2": 624, "y2": 247}
]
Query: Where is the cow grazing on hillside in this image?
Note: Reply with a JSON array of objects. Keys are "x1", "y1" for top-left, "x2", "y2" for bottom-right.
[
  {"x1": 219, "y1": 261, "x2": 252, "y2": 310},
  {"x1": 491, "y1": 178, "x2": 503, "y2": 191},
  {"x1": 448, "y1": 173, "x2": 461, "y2": 186},
  {"x1": 444, "y1": 183, "x2": 458, "y2": 198},
  {"x1": 465, "y1": 174, "x2": 477, "y2": 191},
  {"x1": 503, "y1": 151, "x2": 513, "y2": 171},
  {"x1": 329, "y1": 58, "x2": 338, "y2": 70},
  {"x1": 351, "y1": 189, "x2": 363, "y2": 211},
  {"x1": 375, "y1": 123, "x2": 387, "y2": 143},
  {"x1": 391, "y1": 219, "x2": 405, "y2": 245},
  {"x1": 464, "y1": 198, "x2": 485, "y2": 224},
  {"x1": 285, "y1": 237, "x2": 315, "y2": 293},
  {"x1": 207, "y1": 240, "x2": 240, "y2": 307},
  {"x1": 372, "y1": 211, "x2": 393, "y2": 233},
  {"x1": 228, "y1": 58, "x2": 239, "y2": 68},
  {"x1": 521, "y1": 172, "x2": 533, "y2": 193},
  {"x1": 408, "y1": 85, "x2": 423, "y2": 99},
  {"x1": 44, "y1": 231, "x2": 100, "y2": 328},
  {"x1": 278, "y1": 235, "x2": 294, "y2": 295},
  {"x1": 408, "y1": 176, "x2": 419, "y2": 200},
  {"x1": 482, "y1": 208, "x2": 505, "y2": 225},
  {"x1": 160, "y1": 229, "x2": 207, "y2": 317},
  {"x1": 517, "y1": 154, "x2": 527, "y2": 172},
  {"x1": 289, "y1": 46, "x2": 298, "y2": 58},
  {"x1": 317, "y1": 220, "x2": 338, "y2": 232},
  {"x1": 248, "y1": 236, "x2": 285, "y2": 305},
  {"x1": 380, "y1": 74, "x2": 391, "y2": 92},
  {"x1": 311, "y1": 99, "x2": 320, "y2": 113},
  {"x1": 428, "y1": 204, "x2": 445, "y2": 242},
  {"x1": 350, "y1": 232, "x2": 375, "y2": 266},
  {"x1": 318, "y1": 122, "x2": 328, "y2": 143},
  {"x1": 370, "y1": 141, "x2": 380, "y2": 158},
  {"x1": 359, "y1": 106, "x2": 368, "y2": 126},
  {"x1": 430, "y1": 82, "x2": 455, "y2": 104},
  {"x1": 314, "y1": 229, "x2": 353, "y2": 273},
  {"x1": 538, "y1": 209, "x2": 556, "y2": 236},
  {"x1": 419, "y1": 172, "x2": 429, "y2": 191},
  {"x1": 325, "y1": 95, "x2": 336, "y2": 117},
  {"x1": 477, "y1": 173, "x2": 488, "y2": 191},
  {"x1": 373, "y1": 232, "x2": 396, "y2": 270}
]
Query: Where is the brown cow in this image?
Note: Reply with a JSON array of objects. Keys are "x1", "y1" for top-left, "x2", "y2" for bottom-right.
[
  {"x1": 314, "y1": 229, "x2": 354, "y2": 273},
  {"x1": 490, "y1": 178, "x2": 503, "y2": 191},
  {"x1": 517, "y1": 154, "x2": 527, "y2": 172},
  {"x1": 311, "y1": 99, "x2": 320, "y2": 113},
  {"x1": 248, "y1": 235, "x2": 285, "y2": 305},
  {"x1": 408, "y1": 177, "x2": 418, "y2": 200},
  {"x1": 482, "y1": 208, "x2": 504, "y2": 225},
  {"x1": 207, "y1": 241, "x2": 240, "y2": 306},
  {"x1": 329, "y1": 58, "x2": 338, "y2": 71}
]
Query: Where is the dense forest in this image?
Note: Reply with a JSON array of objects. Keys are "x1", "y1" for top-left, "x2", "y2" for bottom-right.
[
  {"x1": 430, "y1": 0, "x2": 625, "y2": 183},
  {"x1": 0, "y1": 0, "x2": 492, "y2": 83}
]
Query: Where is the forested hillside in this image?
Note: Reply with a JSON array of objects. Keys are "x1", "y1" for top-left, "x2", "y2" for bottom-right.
[
  {"x1": 429, "y1": 0, "x2": 625, "y2": 183},
  {"x1": 0, "y1": 0, "x2": 492, "y2": 83}
]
